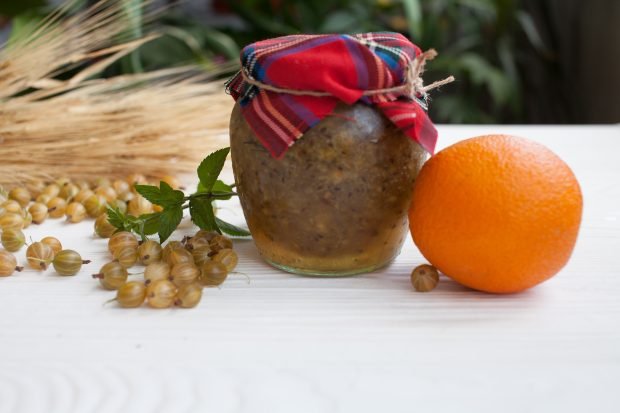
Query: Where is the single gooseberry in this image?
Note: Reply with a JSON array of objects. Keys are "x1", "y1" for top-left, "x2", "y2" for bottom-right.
[
  {"x1": 42, "y1": 183, "x2": 60, "y2": 198},
  {"x1": 84, "y1": 194, "x2": 107, "y2": 218},
  {"x1": 108, "y1": 231, "x2": 138, "y2": 255},
  {"x1": 35, "y1": 194, "x2": 52, "y2": 205},
  {"x1": 66, "y1": 202, "x2": 87, "y2": 223},
  {"x1": 41, "y1": 236, "x2": 62, "y2": 256},
  {"x1": 94, "y1": 214, "x2": 116, "y2": 238},
  {"x1": 47, "y1": 197, "x2": 67, "y2": 219},
  {"x1": 113, "y1": 247, "x2": 139, "y2": 269},
  {"x1": 191, "y1": 246, "x2": 212, "y2": 267},
  {"x1": 52, "y1": 249, "x2": 91, "y2": 276},
  {"x1": 209, "y1": 235, "x2": 233, "y2": 254},
  {"x1": 194, "y1": 230, "x2": 219, "y2": 242},
  {"x1": 21, "y1": 210, "x2": 32, "y2": 228},
  {"x1": 126, "y1": 173, "x2": 147, "y2": 188},
  {"x1": 112, "y1": 180, "x2": 130, "y2": 196},
  {"x1": 410, "y1": 264, "x2": 440, "y2": 292},
  {"x1": 112, "y1": 199, "x2": 127, "y2": 214},
  {"x1": 55, "y1": 177, "x2": 71, "y2": 187},
  {"x1": 114, "y1": 281, "x2": 146, "y2": 308},
  {"x1": 184, "y1": 235, "x2": 210, "y2": 251},
  {"x1": 58, "y1": 183, "x2": 79, "y2": 201},
  {"x1": 95, "y1": 186, "x2": 117, "y2": 203},
  {"x1": 175, "y1": 282, "x2": 203, "y2": 308},
  {"x1": 211, "y1": 248, "x2": 238, "y2": 272},
  {"x1": 26, "y1": 180, "x2": 46, "y2": 198},
  {"x1": 169, "y1": 262, "x2": 200, "y2": 287},
  {"x1": 162, "y1": 241, "x2": 184, "y2": 262},
  {"x1": 1, "y1": 228, "x2": 25, "y2": 252},
  {"x1": 165, "y1": 248, "x2": 194, "y2": 267},
  {"x1": 8, "y1": 188, "x2": 31, "y2": 208},
  {"x1": 92, "y1": 262, "x2": 128, "y2": 290},
  {"x1": 2, "y1": 200, "x2": 22, "y2": 213},
  {"x1": 93, "y1": 177, "x2": 111, "y2": 188},
  {"x1": 26, "y1": 242, "x2": 55, "y2": 270},
  {"x1": 144, "y1": 262, "x2": 171, "y2": 285},
  {"x1": 146, "y1": 279, "x2": 177, "y2": 308},
  {"x1": 138, "y1": 240, "x2": 162, "y2": 265},
  {"x1": 199, "y1": 261, "x2": 228, "y2": 287},
  {"x1": 117, "y1": 191, "x2": 134, "y2": 203},
  {"x1": 160, "y1": 175, "x2": 182, "y2": 189},
  {"x1": 0, "y1": 250, "x2": 23, "y2": 277},
  {"x1": 28, "y1": 202, "x2": 48, "y2": 225},
  {"x1": 127, "y1": 195, "x2": 153, "y2": 216},
  {"x1": 74, "y1": 189, "x2": 94, "y2": 204},
  {"x1": 0, "y1": 212, "x2": 24, "y2": 231}
]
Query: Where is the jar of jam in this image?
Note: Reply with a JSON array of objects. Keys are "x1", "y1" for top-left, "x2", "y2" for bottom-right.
[
  {"x1": 230, "y1": 102, "x2": 427, "y2": 275},
  {"x1": 226, "y1": 32, "x2": 445, "y2": 276}
]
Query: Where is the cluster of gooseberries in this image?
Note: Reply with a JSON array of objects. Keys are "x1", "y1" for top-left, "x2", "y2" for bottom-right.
[
  {"x1": 0, "y1": 174, "x2": 180, "y2": 282},
  {"x1": 1, "y1": 174, "x2": 181, "y2": 232},
  {"x1": 0, "y1": 234, "x2": 89, "y2": 277},
  {"x1": 2, "y1": 174, "x2": 239, "y2": 310},
  {"x1": 97, "y1": 228, "x2": 239, "y2": 309}
]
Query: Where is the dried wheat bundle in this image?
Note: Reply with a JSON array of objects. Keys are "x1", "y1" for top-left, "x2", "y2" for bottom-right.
[{"x1": 0, "y1": 0, "x2": 234, "y2": 186}]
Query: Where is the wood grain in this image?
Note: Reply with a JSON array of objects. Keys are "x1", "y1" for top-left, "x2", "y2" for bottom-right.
[{"x1": 0, "y1": 125, "x2": 619, "y2": 413}]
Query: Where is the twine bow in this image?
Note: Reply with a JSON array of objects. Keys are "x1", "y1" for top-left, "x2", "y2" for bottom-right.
[{"x1": 239, "y1": 48, "x2": 454, "y2": 101}]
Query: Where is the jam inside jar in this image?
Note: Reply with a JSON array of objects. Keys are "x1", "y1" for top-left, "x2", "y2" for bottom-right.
[{"x1": 230, "y1": 102, "x2": 427, "y2": 276}]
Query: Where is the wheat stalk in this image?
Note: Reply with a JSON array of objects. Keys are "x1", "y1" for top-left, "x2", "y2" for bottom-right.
[{"x1": 0, "y1": 0, "x2": 234, "y2": 186}]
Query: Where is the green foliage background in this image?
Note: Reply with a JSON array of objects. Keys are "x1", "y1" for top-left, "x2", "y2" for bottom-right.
[{"x1": 0, "y1": 0, "x2": 555, "y2": 124}]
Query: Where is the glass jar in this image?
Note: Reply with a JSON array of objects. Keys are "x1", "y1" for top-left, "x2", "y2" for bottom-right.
[{"x1": 230, "y1": 102, "x2": 427, "y2": 276}]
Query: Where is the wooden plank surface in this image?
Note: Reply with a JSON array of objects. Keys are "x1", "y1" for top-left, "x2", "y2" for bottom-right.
[{"x1": 0, "y1": 125, "x2": 619, "y2": 413}]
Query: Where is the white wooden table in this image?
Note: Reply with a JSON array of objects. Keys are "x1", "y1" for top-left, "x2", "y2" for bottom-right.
[{"x1": 1, "y1": 125, "x2": 618, "y2": 413}]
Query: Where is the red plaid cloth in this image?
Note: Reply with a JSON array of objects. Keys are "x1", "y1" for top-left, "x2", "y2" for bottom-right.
[{"x1": 226, "y1": 32, "x2": 438, "y2": 158}]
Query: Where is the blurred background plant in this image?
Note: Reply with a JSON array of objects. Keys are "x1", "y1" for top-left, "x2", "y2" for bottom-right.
[
  {"x1": 219, "y1": 0, "x2": 538, "y2": 123},
  {"x1": 1, "y1": 0, "x2": 617, "y2": 124}
]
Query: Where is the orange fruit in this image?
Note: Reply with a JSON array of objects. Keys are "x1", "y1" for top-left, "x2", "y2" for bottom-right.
[{"x1": 408, "y1": 135, "x2": 582, "y2": 293}]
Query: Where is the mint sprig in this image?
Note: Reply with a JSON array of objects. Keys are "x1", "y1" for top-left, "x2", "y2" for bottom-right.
[
  {"x1": 197, "y1": 147, "x2": 230, "y2": 192},
  {"x1": 107, "y1": 147, "x2": 251, "y2": 242}
]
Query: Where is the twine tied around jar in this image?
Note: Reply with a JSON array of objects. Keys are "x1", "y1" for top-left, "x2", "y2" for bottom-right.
[{"x1": 239, "y1": 49, "x2": 455, "y2": 101}]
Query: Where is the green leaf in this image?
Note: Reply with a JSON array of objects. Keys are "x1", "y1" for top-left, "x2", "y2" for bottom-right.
[
  {"x1": 459, "y1": 53, "x2": 512, "y2": 105},
  {"x1": 516, "y1": 10, "x2": 552, "y2": 57},
  {"x1": 189, "y1": 198, "x2": 219, "y2": 233},
  {"x1": 212, "y1": 179, "x2": 233, "y2": 193},
  {"x1": 159, "y1": 181, "x2": 185, "y2": 204},
  {"x1": 134, "y1": 183, "x2": 183, "y2": 208},
  {"x1": 121, "y1": 0, "x2": 144, "y2": 74},
  {"x1": 201, "y1": 28, "x2": 241, "y2": 61},
  {"x1": 215, "y1": 217, "x2": 251, "y2": 238},
  {"x1": 197, "y1": 147, "x2": 230, "y2": 192},
  {"x1": 138, "y1": 212, "x2": 161, "y2": 235},
  {"x1": 402, "y1": 0, "x2": 423, "y2": 40},
  {"x1": 210, "y1": 180, "x2": 234, "y2": 200},
  {"x1": 196, "y1": 181, "x2": 207, "y2": 193},
  {"x1": 197, "y1": 179, "x2": 233, "y2": 194},
  {"x1": 157, "y1": 206, "x2": 183, "y2": 243},
  {"x1": 107, "y1": 206, "x2": 129, "y2": 231},
  {"x1": 134, "y1": 184, "x2": 162, "y2": 203}
]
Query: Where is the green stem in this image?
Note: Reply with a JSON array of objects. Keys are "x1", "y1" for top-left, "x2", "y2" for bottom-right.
[
  {"x1": 187, "y1": 192, "x2": 238, "y2": 201},
  {"x1": 137, "y1": 221, "x2": 146, "y2": 242}
]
